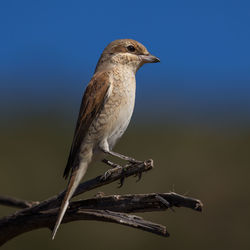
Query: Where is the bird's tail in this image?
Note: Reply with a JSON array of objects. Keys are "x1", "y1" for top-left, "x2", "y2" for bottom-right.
[{"x1": 52, "y1": 159, "x2": 90, "y2": 240}]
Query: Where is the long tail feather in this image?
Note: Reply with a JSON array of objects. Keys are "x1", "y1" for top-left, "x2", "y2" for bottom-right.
[{"x1": 52, "y1": 160, "x2": 89, "y2": 239}]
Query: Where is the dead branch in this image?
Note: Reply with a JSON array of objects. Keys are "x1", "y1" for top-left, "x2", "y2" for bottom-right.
[
  {"x1": 31, "y1": 159, "x2": 153, "y2": 212},
  {"x1": 0, "y1": 195, "x2": 39, "y2": 209},
  {"x1": 0, "y1": 159, "x2": 202, "y2": 246}
]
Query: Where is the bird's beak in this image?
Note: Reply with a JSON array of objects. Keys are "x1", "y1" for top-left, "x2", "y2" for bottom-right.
[{"x1": 139, "y1": 54, "x2": 160, "y2": 63}]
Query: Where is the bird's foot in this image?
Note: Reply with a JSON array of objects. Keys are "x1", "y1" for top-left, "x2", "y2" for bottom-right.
[{"x1": 100, "y1": 165, "x2": 123, "y2": 181}]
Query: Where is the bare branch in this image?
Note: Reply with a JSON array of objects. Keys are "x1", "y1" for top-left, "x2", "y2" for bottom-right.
[
  {"x1": 0, "y1": 159, "x2": 203, "y2": 246},
  {"x1": 31, "y1": 159, "x2": 153, "y2": 212},
  {"x1": 0, "y1": 192, "x2": 202, "y2": 245},
  {"x1": 0, "y1": 195, "x2": 39, "y2": 209},
  {"x1": 70, "y1": 192, "x2": 202, "y2": 213},
  {"x1": 0, "y1": 206, "x2": 167, "y2": 245},
  {"x1": 0, "y1": 160, "x2": 152, "y2": 211}
]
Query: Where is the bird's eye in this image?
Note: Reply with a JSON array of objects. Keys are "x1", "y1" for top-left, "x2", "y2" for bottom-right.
[{"x1": 127, "y1": 45, "x2": 135, "y2": 52}]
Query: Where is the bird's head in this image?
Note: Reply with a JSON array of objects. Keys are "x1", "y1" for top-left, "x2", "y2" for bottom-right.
[{"x1": 95, "y1": 39, "x2": 160, "y2": 73}]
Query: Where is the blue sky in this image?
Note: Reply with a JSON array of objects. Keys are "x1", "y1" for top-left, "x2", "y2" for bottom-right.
[{"x1": 1, "y1": 0, "x2": 250, "y2": 123}]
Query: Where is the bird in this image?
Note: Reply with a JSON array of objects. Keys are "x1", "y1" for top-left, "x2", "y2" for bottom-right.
[{"x1": 52, "y1": 39, "x2": 160, "y2": 239}]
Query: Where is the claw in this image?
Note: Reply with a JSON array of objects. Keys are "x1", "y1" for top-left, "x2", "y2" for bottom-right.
[
  {"x1": 100, "y1": 169, "x2": 112, "y2": 181},
  {"x1": 136, "y1": 170, "x2": 142, "y2": 182},
  {"x1": 118, "y1": 176, "x2": 125, "y2": 188},
  {"x1": 135, "y1": 162, "x2": 145, "y2": 182},
  {"x1": 136, "y1": 172, "x2": 142, "y2": 182},
  {"x1": 100, "y1": 165, "x2": 123, "y2": 181}
]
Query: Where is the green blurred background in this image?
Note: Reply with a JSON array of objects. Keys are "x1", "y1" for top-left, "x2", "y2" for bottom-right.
[
  {"x1": 1, "y1": 115, "x2": 250, "y2": 250},
  {"x1": 1, "y1": 0, "x2": 250, "y2": 249}
]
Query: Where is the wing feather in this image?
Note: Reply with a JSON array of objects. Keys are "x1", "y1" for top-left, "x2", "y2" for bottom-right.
[{"x1": 63, "y1": 72, "x2": 111, "y2": 178}]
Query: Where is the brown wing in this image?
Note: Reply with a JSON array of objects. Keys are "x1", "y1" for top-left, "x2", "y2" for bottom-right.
[{"x1": 63, "y1": 71, "x2": 111, "y2": 179}]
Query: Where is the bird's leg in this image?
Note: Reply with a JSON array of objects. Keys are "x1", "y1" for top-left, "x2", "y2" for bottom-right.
[
  {"x1": 102, "y1": 158, "x2": 119, "y2": 168},
  {"x1": 103, "y1": 150, "x2": 142, "y2": 164}
]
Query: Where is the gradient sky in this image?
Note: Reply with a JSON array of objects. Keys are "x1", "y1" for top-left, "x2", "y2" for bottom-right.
[{"x1": 1, "y1": 0, "x2": 250, "y2": 123}]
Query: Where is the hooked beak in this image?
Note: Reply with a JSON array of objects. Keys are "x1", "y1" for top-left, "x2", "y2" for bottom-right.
[{"x1": 139, "y1": 54, "x2": 160, "y2": 63}]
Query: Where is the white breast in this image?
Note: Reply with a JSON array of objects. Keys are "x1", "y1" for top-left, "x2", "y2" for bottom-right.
[{"x1": 107, "y1": 72, "x2": 136, "y2": 149}]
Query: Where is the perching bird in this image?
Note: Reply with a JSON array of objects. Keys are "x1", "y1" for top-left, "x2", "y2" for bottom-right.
[{"x1": 52, "y1": 39, "x2": 160, "y2": 239}]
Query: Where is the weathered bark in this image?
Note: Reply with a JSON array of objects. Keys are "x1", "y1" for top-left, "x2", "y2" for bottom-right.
[{"x1": 0, "y1": 160, "x2": 202, "y2": 246}]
